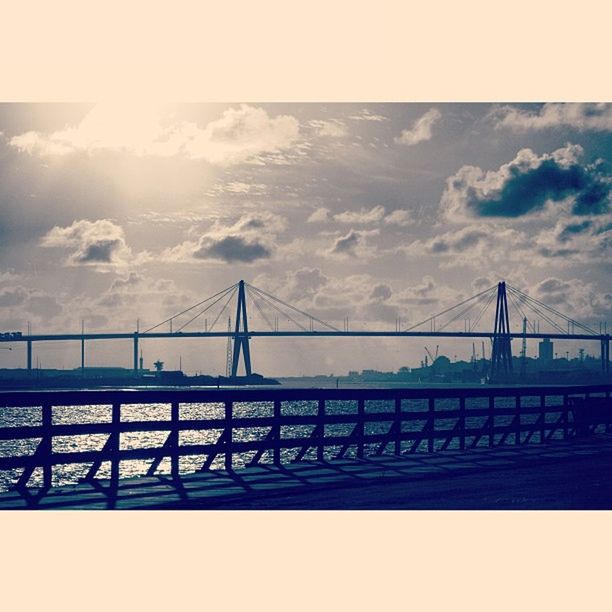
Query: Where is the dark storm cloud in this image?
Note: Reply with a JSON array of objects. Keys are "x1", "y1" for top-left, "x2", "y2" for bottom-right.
[
  {"x1": 75, "y1": 239, "x2": 123, "y2": 263},
  {"x1": 470, "y1": 159, "x2": 609, "y2": 217},
  {"x1": 443, "y1": 145, "x2": 611, "y2": 220},
  {"x1": 194, "y1": 235, "x2": 272, "y2": 263}
]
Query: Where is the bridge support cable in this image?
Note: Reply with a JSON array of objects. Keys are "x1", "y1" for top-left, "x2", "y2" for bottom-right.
[
  {"x1": 437, "y1": 290, "x2": 496, "y2": 333},
  {"x1": 246, "y1": 286, "x2": 309, "y2": 332},
  {"x1": 490, "y1": 282, "x2": 513, "y2": 380},
  {"x1": 245, "y1": 283, "x2": 341, "y2": 332},
  {"x1": 512, "y1": 296, "x2": 566, "y2": 334},
  {"x1": 206, "y1": 287, "x2": 238, "y2": 333},
  {"x1": 248, "y1": 291, "x2": 276, "y2": 332},
  {"x1": 506, "y1": 287, "x2": 569, "y2": 335},
  {"x1": 506, "y1": 289, "x2": 537, "y2": 334},
  {"x1": 175, "y1": 285, "x2": 238, "y2": 333},
  {"x1": 142, "y1": 282, "x2": 239, "y2": 333},
  {"x1": 403, "y1": 284, "x2": 498, "y2": 333},
  {"x1": 506, "y1": 284, "x2": 598, "y2": 336},
  {"x1": 470, "y1": 291, "x2": 497, "y2": 332}
]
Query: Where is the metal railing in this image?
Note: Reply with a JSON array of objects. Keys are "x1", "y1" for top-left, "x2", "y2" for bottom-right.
[{"x1": 0, "y1": 385, "x2": 611, "y2": 492}]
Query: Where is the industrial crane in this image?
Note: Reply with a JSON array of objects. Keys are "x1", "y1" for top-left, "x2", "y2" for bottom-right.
[{"x1": 424, "y1": 345, "x2": 439, "y2": 365}]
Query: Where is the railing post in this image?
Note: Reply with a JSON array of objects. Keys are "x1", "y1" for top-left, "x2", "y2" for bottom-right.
[
  {"x1": 318, "y1": 398, "x2": 325, "y2": 462},
  {"x1": 515, "y1": 396, "x2": 521, "y2": 445},
  {"x1": 171, "y1": 401, "x2": 179, "y2": 479},
  {"x1": 428, "y1": 397, "x2": 434, "y2": 453},
  {"x1": 274, "y1": 399, "x2": 281, "y2": 465},
  {"x1": 111, "y1": 403, "x2": 121, "y2": 488},
  {"x1": 540, "y1": 395, "x2": 546, "y2": 443},
  {"x1": 225, "y1": 400, "x2": 233, "y2": 470},
  {"x1": 357, "y1": 398, "x2": 365, "y2": 459},
  {"x1": 394, "y1": 397, "x2": 401, "y2": 455},
  {"x1": 42, "y1": 403, "x2": 52, "y2": 489},
  {"x1": 488, "y1": 395, "x2": 494, "y2": 448},
  {"x1": 459, "y1": 397, "x2": 466, "y2": 451}
]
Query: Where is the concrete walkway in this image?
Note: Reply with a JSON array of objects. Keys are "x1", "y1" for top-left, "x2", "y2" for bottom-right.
[{"x1": 2, "y1": 435, "x2": 612, "y2": 509}]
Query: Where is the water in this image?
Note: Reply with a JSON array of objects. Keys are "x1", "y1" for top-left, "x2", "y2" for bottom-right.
[{"x1": 0, "y1": 384, "x2": 568, "y2": 492}]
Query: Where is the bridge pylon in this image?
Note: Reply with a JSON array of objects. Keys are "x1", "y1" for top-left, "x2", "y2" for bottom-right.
[
  {"x1": 490, "y1": 281, "x2": 513, "y2": 380},
  {"x1": 231, "y1": 280, "x2": 252, "y2": 377}
]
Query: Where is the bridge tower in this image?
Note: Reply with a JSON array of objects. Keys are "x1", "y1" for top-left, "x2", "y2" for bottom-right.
[
  {"x1": 490, "y1": 281, "x2": 513, "y2": 380},
  {"x1": 231, "y1": 280, "x2": 252, "y2": 377}
]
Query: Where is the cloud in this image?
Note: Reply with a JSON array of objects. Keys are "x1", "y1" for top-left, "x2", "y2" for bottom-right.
[
  {"x1": 426, "y1": 226, "x2": 489, "y2": 254},
  {"x1": 183, "y1": 105, "x2": 300, "y2": 165},
  {"x1": 250, "y1": 270, "x2": 475, "y2": 328},
  {"x1": 384, "y1": 209, "x2": 414, "y2": 227},
  {"x1": 26, "y1": 294, "x2": 62, "y2": 318},
  {"x1": 0, "y1": 284, "x2": 62, "y2": 322},
  {"x1": 194, "y1": 236, "x2": 271, "y2": 263},
  {"x1": 334, "y1": 205, "x2": 386, "y2": 224},
  {"x1": 10, "y1": 104, "x2": 301, "y2": 166},
  {"x1": 0, "y1": 286, "x2": 28, "y2": 307},
  {"x1": 40, "y1": 219, "x2": 140, "y2": 269},
  {"x1": 395, "y1": 108, "x2": 441, "y2": 146},
  {"x1": 162, "y1": 211, "x2": 285, "y2": 264},
  {"x1": 329, "y1": 229, "x2": 361, "y2": 256},
  {"x1": 308, "y1": 205, "x2": 413, "y2": 227},
  {"x1": 309, "y1": 119, "x2": 348, "y2": 137},
  {"x1": 529, "y1": 277, "x2": 612, "y2": 323},
  {"x1": 0, "y1": 271, "x2": 21, "y2": 286},
  {"x1": 327, "y1": 228, "x2": 379, "y2": 259},
  {"x1": 401, "y1": 225, "x2": 531, "y2": 269},
  {"x1": 253, "y1": 267, "x2": 330, "y2": 305},
  {"x1": 307, "y1": 207, "x2": 332, "y2": 223},
  {"x1": 490, "y1": 103, "x2": 612, "y2": 132},
  {"x1": 370, "y1": 284, "x2": 392, "y2": 301},
  {"x1": 442, "y1": 144, "x2": 611, "y2": 221},
  {"x1": 348, "y1": 109, "x2": 388, "y2": 122},
  {"x1": 532, "y1": 214, "x2": 611, "y2": 262},
  {"x1": 210, "y1": 181, "x2": 267, "y2": 195}
]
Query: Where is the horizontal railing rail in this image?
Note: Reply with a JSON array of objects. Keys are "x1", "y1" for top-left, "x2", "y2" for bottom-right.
[{"x1": 0, "y1": 385, "x2": 610, "y2": 492}]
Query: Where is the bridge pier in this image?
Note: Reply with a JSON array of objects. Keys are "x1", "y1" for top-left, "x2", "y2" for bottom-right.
[
  {"x1": 133, "y1": 333, "x2": 139, "y2": 373},
  {"x1": 81, "y1": 338, "x2": 85, "y2": 372},
  {"x1": 26, "y1": 340, "x2": 32, "y2": 371}
]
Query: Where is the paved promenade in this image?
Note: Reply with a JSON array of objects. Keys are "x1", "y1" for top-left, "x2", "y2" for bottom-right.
[{"x1": 2, "y1": 434, "x2": 612, "y2": 509}]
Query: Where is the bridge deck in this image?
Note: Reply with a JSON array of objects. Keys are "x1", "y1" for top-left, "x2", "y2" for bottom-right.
[{"x1": 2, "y1": 434, "x2": 612, "y2": 510}]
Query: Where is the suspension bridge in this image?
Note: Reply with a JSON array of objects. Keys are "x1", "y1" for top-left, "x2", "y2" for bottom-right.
[{"x1": 0, "y1": 280, "x2": 609, "y2": 379}]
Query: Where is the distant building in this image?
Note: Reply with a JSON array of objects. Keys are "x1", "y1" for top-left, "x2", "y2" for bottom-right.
[{"x1": 539, "y1": 338, "x2": 553, "y2": 362}]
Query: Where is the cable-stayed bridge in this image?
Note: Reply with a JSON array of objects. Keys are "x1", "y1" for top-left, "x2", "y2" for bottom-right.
[{"x1": 0, "y1": 280, "x2": 609, "y2": 378}]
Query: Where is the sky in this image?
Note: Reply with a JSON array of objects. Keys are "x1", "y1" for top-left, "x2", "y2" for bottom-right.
[{"x1": 0, "y1": 102, "x2": 610, "y2": 375}]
